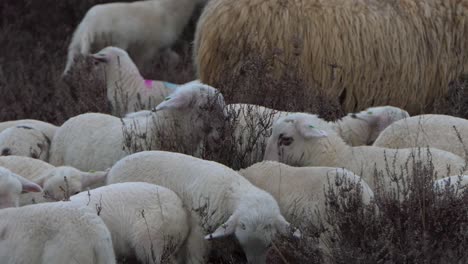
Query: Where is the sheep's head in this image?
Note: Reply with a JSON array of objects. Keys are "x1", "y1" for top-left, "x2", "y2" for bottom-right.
[
  {"x1": 351, "y1": 105, "x2": 409, "y2": 144},
  {"x1": 264, "y1": 113, "x2": 330, "y2": 166},
  {"x1": 0, "y1": 126, "x2": 50, "y2": 161},
  {"x1": 153, "y1": 81, "x2": 227, "y2": 149},
  {"x1": 205, "y1": 192, "x2": 301, "y2": 263},
  {"x1": 91, "y1": 46, "x2": 138, "y2": 81},
  {"x1": 39, "y1": 167, "x2": 108, "y2": 201},
  {"x1": 0, "y1": 167, "x2": 42, "y2": 208}
]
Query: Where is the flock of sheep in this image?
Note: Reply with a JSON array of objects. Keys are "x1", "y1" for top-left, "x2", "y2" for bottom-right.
[{"x1": 2, "y1": 0, "x2": 468, "y2": 263}]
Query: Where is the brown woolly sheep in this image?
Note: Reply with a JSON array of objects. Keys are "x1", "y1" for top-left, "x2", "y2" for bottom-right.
[{"x1": 194, "y1": 0, "x2": 468, "y2": 114}]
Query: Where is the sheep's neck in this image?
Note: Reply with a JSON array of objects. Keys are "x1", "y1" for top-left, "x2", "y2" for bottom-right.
[{"x1": 304, "y1": 134, "x2": 350, "y2": 168}]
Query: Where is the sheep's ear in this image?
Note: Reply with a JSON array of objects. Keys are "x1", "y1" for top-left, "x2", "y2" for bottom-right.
[
  {"x1": 204, "y1": 214, "x2": 238, "y2": 240},
  {"x1": 275, "y1": 215, "x2": 301, "y2": 239},
  {"x1": 81, "y1": 170, "x2": 108, "y2": 188},
  {"x1": 16, "y1": 174, "x2": 42, "y2": 193},
  {"x1": 297, "y1": 123, "x2": 328, "y2": 139},
  {"x1": 91, "y1": 53, "x2": 108, "y2": 63},
  {"x1": 154, "y1": 91, "x2": 192, "y2": 111}
]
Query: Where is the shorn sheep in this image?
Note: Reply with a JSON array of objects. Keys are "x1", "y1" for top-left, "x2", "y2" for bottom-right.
[
  {"x1": 63, "y1": 0, "x2": 207, "y2": 75},
  {"x1": 0, "y1": 202, "x2": 116, "y2": 264},
  {"x1": 70, "y1": 182, "x2": 189, "y2": 264},
  {"x1": 194, "y1": 0, "x2": 468, "y2": 114},
  {"x1": 373, "y1": 114, "x2": 468, "y2": 160},
  {"x1": 238, "y1": 161, "x2": 374, "y2": 258},
  {"x1": 264, "y1": 113, "x2": 467, "y2": 196},
  {"x1": 0, "y1": 126, "x2": 51, "y2": 161},
  {"x1": 224, "y1": 103, "x2": 407, "y2": 167},
  {"x1": 107, "y1": 151, "x2": 300, "y2": 264},
  {"x1": 91, "y1": 46, "x2": 178, "y2": 117},
  {"x1": 332, "y1": 106, "x2": 410, "y2": 146},
  {"x1": 0, "y1": 119, "x2": 57, "y2": 140},
  {"x1": 0, "y1": 156, "x2": 108, "y2": 205},
  {"x1": 49, "y1": 82, "x2": 226, "y2": 171},
  {"x1": 0, "y1": 167, "x2": 42, "y2": 209}
]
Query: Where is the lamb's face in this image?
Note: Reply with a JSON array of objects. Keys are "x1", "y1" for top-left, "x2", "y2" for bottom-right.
[
  {"x1": 154, "y1": 82, "x2": 227, "y2": 148},
  {"x1": 0, "y1": 127, "x2": 49, "y2": 161},
  {"x1": 234, "y1": 216, "x2": 276, "y2": 263},
  {"x1": 264, "y1": 114, "x2": 329, "y2": 166},
  {"x1": 353, "y1": 106, "x2": 409, "y2": 144},
  {"x1": 42, "y1": 167, "x2": 84, "y2": 201},
  {"x1": 91, "y1": 46, "x2": 135, "y2": 75}
]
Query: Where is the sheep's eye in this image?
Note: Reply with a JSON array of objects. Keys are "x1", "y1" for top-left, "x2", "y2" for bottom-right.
[
  {"x1": 73, "y1": 191, "x2": 80, "y2": 195},
  {"x1": 240, "y1": 223, "x2": 246, "y2": 230},
  {"x1": 30, "y1": 152, "x2": 39, "y2": 159},
  {"x1": 278, "y1": 134, "x2": 293, "y2": 146},
  {"x1": 1, "y1": 148, "x2": 11, "y2": 156}
]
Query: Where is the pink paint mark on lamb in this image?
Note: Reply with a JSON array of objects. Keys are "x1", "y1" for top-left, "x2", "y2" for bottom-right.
[{"x1": 144, "y1": 79, "x2": 153, "y2": 89}]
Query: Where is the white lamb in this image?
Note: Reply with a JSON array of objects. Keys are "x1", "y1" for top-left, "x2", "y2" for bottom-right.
[
  {"x1": 264, "y1": 113, "x2": 467, "y2": 197},
  {"x1": 49, "y1": 82, "x2": 226, "y2": 171},
  {"x1": 224, "y1": 104, "x2": 408, "y2": 167},
  {"x1": 0, "y1": 119, "x2": 57, "y2": 140},
  {"x1": 433, "y1": 175, "x2": 468, "y2": 196},
  {"x1": 63, "y1": 0, "x2": 206, "y2": 75},
  {"x1": 332, "y1": 106, "x2": 410, "y2": 146},
  {"x1": 0, "y1": 156, "x2": 108, "y2": 205},
  {"x1": 238, "y1": 161, "x2": 375, "y2": 259},
  {"x1": 0, "y1": 167, "x2": 42, "y2": 209},
  {"x1": 0, "y1": 202, "x2": 116, "y2": 264},
  {"x1": 0, "y1": 126, "x2": 51, "y2": 161},
  {"x1": 106, "y1": 150, "x2": 300, "y2": 264},
  {"x1": 91, "y1": 46, "x2": 179, "y2": 117},
  {"x1": 70, "y1": 182, "x2": 189, "y2": 264},
  {"x1": 373, "y1": 114, "x2": 468, "y2": 159}
]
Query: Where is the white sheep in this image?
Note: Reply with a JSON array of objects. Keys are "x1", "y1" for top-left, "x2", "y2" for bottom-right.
[
  {"x1": 0, "y1": 167, "x2": 42, "y2": 209},
  {"x1": 0, "y1": 156, "x2": 107, "y2": 205},
  {"x1": 264, "y1": 113, "x2": 467, "y2": 197},
  {"x1": 433, "y1": 175, "x2": 468, "y2": 196},
  {"x1": 0, "y1": 202, "x2": 116, "y2": 264},
  {"x1": 0, "y1": 126, "x2": 51, "y2": 161},
  {"x1": 332, "y1": 106, "x2": 410, "y2": 146},
  {"x1": 0, "y1": 119, "x2": 57, "y2": 140},
  {"x1": 49, "y1": 82, "x2": 226, "y2": 171},
  {"x1": 373, "y1": 114, "x2": 468, "y2": 160},
  {"x1": 63, "y1": 0, "x2": 206, "y2": 75},
  {"x1": 70, "y1": 182, "x2": 189, "y2": 264},
  {"x1": 107, "y1": 150, "x2": 300, "y2": 264},
  {"x1": 91, "y1": 46, "x2": 179, "y2": 117},
  {"x1": 238, "y1": 161, "x2": 374, "y2": 259},
  {"x1": 224, "y1": 103, "x2": 408, "y2": 167}
]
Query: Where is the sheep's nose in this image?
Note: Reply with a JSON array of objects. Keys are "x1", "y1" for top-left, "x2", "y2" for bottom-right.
[{"x1": 1, "y1": 148, "x2": 11, "y2": 156}]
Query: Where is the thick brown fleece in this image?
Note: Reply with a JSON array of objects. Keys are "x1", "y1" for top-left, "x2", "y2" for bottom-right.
[{"x1": 194, "y1": 0, "x2": 468, "y2": 114}]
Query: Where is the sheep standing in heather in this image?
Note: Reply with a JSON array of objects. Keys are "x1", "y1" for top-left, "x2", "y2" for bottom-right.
[
  {"x1": 0, "y1": 156, "x2": 108, "y2": 205},
  {"x1": 49, "y1": 82, "x2": 226, "y2": 171},
  {"x1": 238, "y1": 161, "x2": 375, "y2": 260},
  {"x1": 107, "y1": 150, "x2": 300, "y2": 264},
  {"x1": 70, "y1": 182, "x2": 189, "y2": 264},
  {"x1": 0, "y1": 167, "x2": 42, "y2": 209},
  {"x1": 373, "y1": 114, "x2": 468, "y2": 160},
  {"x1": 223, "y1": 103, "x2": 407, "y2": 167},
  {"x1": 264, "y1": 113, "x2": 467, "y2": 197},
  {"x1": 194, "y1": 0, "x2": 468, "y2": 114},
  {"x1": 91, "y1": 46, "x2": 178, "y2": 117},
  {"x1": 0, "y1": 202, "x2": 116, "y2": 264},
  {"x1": 64, "y1": 0, "x2": 207, "y2": 75}
]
